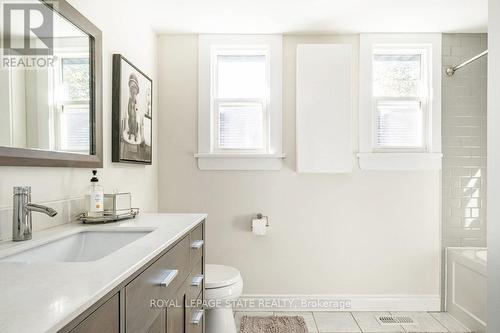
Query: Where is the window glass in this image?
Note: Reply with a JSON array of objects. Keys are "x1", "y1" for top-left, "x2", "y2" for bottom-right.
[
  {"x1": 373, "y1": 54, "x2": 421, "y2": 97},
  {"x1": 218, "y1": 103, "x2": 264, "y2": 149},
  {"x1": 59, "y1": 105, "x2": 90, "y2": 153},
  {"x1": 375, "y1": 100, "x2": 423, "y2": 148},
  {"x1": 58, "y1": 57, "x2": 90, "y2": 153},
  {"x1": 61, "y1": 57, "x2": 90, "y2": 101},
  {"x1": 217, "y1": 55, "x2": 266, "y2": 99}
]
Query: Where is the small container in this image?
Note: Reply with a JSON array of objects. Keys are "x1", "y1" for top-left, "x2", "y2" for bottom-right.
[
  {"x1": 85, "y1": 170, "x2": 104, "y2": 217},
  {"x1": 104, "y1": 193, "x2": 132, "y2": 214}
]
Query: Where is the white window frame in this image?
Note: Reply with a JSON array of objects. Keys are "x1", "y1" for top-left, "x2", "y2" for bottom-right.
[
  {"x1": 196, "y1": 35, "x2": 284, "y2": 170},
  {"x1": 358, "y1": 34, "x2": 442, "y2": 170},
  {"x1": 372, "y1": 47, "x2": 429, "y2": 152},
  {"x1": 211, "y1": 47, "x2": 270, "y2": 153}
]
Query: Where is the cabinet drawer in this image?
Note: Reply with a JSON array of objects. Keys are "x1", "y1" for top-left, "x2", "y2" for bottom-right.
[
  {"x1": 186, "y1": 293, "x2": 204, "y2": 333},
  {"x1": 190, "y1": 223, "x2": 204, "y2": 267},
  {"x1": 146, "y1": 310, "x2": 166, "y2": 333},
  {"x1": 71, "y1": 294, "x2": 119, "y2": 333},
  {"x1": 166, "y1": 287, "x2": 186, "y2": 333},
  {"x1": 125, "y1": 236, "x2": 190, "y2": 333},
  {"x1": 187, "y1": 259, "x2": 203, "y2": 302}
]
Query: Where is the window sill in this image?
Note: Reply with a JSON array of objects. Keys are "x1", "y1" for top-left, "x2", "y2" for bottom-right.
[
  {"x1": 194, "y1": 153, "x2": 286, "y2": 170},
  {"x1": 357, "y1": 152, "x2": 442, "y2": 170}
]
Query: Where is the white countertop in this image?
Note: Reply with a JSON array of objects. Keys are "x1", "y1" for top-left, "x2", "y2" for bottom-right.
[{"x1": 0, "y1": 213, "x2": 206, "y2": 333}]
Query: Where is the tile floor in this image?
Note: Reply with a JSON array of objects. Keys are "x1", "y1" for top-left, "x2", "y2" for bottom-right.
[{"x1": 234, "y1": 311, "x2": 471, "y2": 333}]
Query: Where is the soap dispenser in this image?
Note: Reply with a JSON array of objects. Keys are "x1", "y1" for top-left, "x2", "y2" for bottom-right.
[{"x1": 85, "y1": 170, "x2": 104, "y2": 217}]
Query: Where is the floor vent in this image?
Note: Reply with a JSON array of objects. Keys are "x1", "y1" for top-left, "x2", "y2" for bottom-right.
[{"x1": 376, "y1": 315, "x2": 416, "y2": 326}]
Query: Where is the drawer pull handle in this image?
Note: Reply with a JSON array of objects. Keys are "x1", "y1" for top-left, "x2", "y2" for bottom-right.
[
  {"x1": 160, "y1": 269, "x2": 179, "y2": 287},
  {"x1": 190, "y1": 310, "x2": 204, "y2": 325},
  {"x1": 191, "y1": 274, "x2": 204, "y2": 287},
  {"x1": 190, "y1": 240, "x2": 204, "y2": 249}
]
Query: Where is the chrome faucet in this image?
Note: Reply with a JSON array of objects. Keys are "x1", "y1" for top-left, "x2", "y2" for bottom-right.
[{"x1": 13, "y1": 186, "x2": 57, "y2": 241}]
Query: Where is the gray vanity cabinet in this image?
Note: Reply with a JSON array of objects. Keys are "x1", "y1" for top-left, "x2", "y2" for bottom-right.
[
  {"x1": 125, "y1": 235, "x2": 191, "y2": 332},
  {"x1": 186, "y1": 299, "x2": 204, "y2": 333},
  {"x1": 64, "y1": 221, "x2": 205, "y2": 333},
  {"x1": 167, "y1": 288, "x2": 187, "y2": 333},
  {"x1": 147, "y1": 310, "x2": 167, "y2": 333},
  {"x1": 70, "y1": 294, "x2": 120, "y2": 333}
]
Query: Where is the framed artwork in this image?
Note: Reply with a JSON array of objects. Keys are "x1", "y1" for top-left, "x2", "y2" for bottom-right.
[{"x1": 112, "y1": 54, "x2": 153, "y2": 164}]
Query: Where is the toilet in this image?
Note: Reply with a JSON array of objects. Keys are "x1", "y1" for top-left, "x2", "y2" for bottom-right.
[{"x1": 205, "y1": 264, "x2": 243, "y2": 333}]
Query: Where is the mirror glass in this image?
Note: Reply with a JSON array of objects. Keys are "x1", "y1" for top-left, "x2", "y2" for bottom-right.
[{"x1": 0, "y1": 5, "x2": 92, "y2": 155}]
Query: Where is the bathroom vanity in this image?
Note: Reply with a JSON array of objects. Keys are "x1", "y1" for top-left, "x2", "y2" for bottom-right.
[{"x1": 0, "y1": 214, "x2": 206, "y2": 333}]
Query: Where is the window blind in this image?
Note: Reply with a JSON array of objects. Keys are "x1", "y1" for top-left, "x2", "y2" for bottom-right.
[
  {"x1": 375, "y1": 100, "x2": 423, "y2": 148},
  {"x1": 218, "y1": 103, "x2": 264, "y2": 149}
]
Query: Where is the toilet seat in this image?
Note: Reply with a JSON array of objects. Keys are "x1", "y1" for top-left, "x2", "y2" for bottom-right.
[{"x1": 206, "y1": 264, "x2": 242, "y2": 289}]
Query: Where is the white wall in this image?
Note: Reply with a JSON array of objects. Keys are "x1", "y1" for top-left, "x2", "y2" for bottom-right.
[
  {"x1": 487, "y1": 0, "x2": 500, "y2": 330},
  {"x1": 0, "y1": 0, "x2": 158, "y2": 240},
  {"x1": 0, "y1": 69, "x2": 12, "y2": 147},
  {"x1": 157, "y1": 35, "x2": 441, "y2": 301}
]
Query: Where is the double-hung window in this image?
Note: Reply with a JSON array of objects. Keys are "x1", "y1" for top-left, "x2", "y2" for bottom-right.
[
  {"x1": 53, "y1": 55, "x2": 91, "y2": 154},
  {"x1": 359, "y1": 34, "x2": 442, "y2": 170},
  {"x1": 213, "y1": 49, "x2": 269, "y2": 152},
  {"x1": 373, "y1": 50, "x2": 428, "y2": 150},
  {"x1": 197, "y1": 35, "x2": 283, "y2": 170}
]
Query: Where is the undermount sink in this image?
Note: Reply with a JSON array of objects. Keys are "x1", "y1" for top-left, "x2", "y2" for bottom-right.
[{"x1": 0, "y1": 230, "x2": 151, "y2": 263}]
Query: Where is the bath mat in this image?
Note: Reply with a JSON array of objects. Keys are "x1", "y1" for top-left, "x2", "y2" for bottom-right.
[{"x1": 239, "y1": 315, "x2": 308, "y2": 333}]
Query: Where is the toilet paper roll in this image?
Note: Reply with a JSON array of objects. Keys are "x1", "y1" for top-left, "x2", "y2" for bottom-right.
[{"x1": 252, "y1": 217, "x2": 268, "y2": 236}]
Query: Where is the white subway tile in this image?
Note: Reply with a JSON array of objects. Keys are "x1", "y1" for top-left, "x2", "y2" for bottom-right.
[{"x1": 442, "y1": 34, "x2": 487, "y2": 250}]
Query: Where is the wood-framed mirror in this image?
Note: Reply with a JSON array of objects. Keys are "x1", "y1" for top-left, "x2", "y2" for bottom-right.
[{"x1": 0, "y1": 0, "x2": 102, "y2": 167}]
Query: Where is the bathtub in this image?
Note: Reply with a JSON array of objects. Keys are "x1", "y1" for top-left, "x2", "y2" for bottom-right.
[{"x1": 446, "y1": 247, "x2": 486, "y2": 333}]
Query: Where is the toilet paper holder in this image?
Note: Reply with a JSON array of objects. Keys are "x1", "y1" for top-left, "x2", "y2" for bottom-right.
[{"x1": 251, "y1": 213, "x2": 269, "y2": 231}]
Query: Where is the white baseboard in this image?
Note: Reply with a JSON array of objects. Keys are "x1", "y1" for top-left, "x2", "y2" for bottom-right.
[{"x1": 236, "y1": 295, "x2": 441, "y2": 312}]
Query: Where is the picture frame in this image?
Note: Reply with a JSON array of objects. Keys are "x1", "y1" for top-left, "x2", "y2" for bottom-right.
[{"x1": 112, "y1": 54, "x2": 153, "y2": 164}]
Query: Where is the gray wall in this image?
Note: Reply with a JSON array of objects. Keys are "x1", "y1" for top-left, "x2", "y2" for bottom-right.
[{"x1": 442, "y1": 33, "x2": 487, "y2": 249}]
